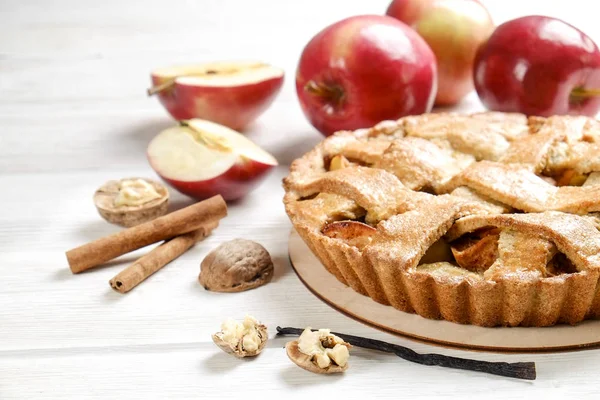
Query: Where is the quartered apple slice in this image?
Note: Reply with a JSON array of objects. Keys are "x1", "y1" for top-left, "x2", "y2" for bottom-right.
[
  {"x1": 147, "y1": 119, "x2": 278, "y2": 201},
  {"x1": 148, "y1": 61, "x2": 284, "y2": 130}
]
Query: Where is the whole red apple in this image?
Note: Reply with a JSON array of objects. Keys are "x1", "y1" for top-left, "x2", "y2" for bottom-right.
[
  {"x1": 147, "y1": 119, "x2": 278, "y2": 201},
  {"x1": 386, "y1": 0, "x2": 494, "y2": 106},
  {"x1": 296, "y1": 15, "x2": 437, "y2": 137},
  {"x1": 474, "y1": 16, "x2": 600, "y2": 117},
  {"x1": 149, "y1": 61, "x2": 284, "y2": 131}
]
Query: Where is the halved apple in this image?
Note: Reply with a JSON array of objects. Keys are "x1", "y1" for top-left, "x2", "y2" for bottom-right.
[
  {"x1": 148, "y1": 61, "x2": 284, "y2": 130},
  {"x1": 147, "y1": 119, "x2": 278, "y2": 201}
]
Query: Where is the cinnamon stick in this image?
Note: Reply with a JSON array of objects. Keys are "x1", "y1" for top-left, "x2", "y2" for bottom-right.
[
  {"x1": 66, "y1": 195, "x2": 227, "y2": 274},
  {"x1": 109, "y1": 220, "x2": 218, "y2": 293}
]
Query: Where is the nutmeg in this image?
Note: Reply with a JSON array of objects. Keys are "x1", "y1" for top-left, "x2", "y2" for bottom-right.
[{"x1": 199, "y1": 239, "x2": 274, "y2": 292}]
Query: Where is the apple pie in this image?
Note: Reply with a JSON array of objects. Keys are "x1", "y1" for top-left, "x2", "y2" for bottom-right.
[{"x1": 283, "y1": 112, "x2": 600, "y2": 327}]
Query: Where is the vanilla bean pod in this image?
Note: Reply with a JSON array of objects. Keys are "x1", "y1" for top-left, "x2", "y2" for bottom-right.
[{"x1": 276, "y1": 326, "x2": 536, "y2": 380}]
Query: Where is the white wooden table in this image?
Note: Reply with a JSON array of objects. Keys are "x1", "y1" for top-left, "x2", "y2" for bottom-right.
[{"x1": 2, "y1": 1, "x2": 599, "y2": 398}]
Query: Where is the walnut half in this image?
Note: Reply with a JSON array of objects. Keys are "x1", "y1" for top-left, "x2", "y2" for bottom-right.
[
  {"x1": 199, "y1": 239, "x2": 274, "y2": 292},
  {"x1": 93, "y1": 177, "x2": 169, "y2": 227},
  {"x1": 286, "y1": 327, "x2": 351, "y2": 374},
  {"x1": 212, "y1": 315, "x2": 268, "y2": 358}
]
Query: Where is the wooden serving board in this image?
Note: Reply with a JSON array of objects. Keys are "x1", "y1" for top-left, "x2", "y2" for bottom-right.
[{"x1": 288, "y1": 229, "x2": 600, "y2": 352}]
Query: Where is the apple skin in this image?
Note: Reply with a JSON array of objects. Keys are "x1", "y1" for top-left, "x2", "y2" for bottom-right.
[
  {"x1": 150, "y1": 74, "x2": 284, "y2": 131},
  {"x1": 386, "y1": 0, "x2": 494, "y2": 106},
  {"x1": 385, "y1": 0, "x2": 435, "y2": 27},
  {"x1": 151, "y1": 75, "x2": 186, "y2": 120},
  {"x1": 473, "y1": 16, "x2": 600, "y2": 117},
  {"x1": 150, "y1": 157, "x2": 275, "y2": 202},
  {"x1": 296, "y1": 15, "x2": 437, "y2": 137}
]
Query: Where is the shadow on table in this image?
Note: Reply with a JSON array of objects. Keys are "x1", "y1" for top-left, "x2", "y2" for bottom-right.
[
  {"x1": 200, "y1": 351, "x2": 259, "y2": 374},
  {"x1": 279, "y1": 365, "x2": 344, "y2": 387},
  {"x1": 270, "y1": 253, "x2": 291, "y2": 283},
  {"x1": 167, "y1": 197, "x2": 197, "y2": 213},
  {"x1": 103, "y1": 287, "x2": 127, "y2": 302},
  {"x1": 51, "y1": 267, "x2": 74, "y2": 281},
  {"x1": 270, "y1": 133, "x2": 322, "y2": 166},
  {"x1": 122, "y1": 117, "x2": 173, "y2": 143},
  {"x1": 75, "y1": 220, "x2": 120, "y2": 242}
]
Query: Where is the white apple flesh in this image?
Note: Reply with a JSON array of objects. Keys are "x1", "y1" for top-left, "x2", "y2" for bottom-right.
[
  {"x1": 149, "y1": 61, "x2": 284, "y2": 130},
  {"x1": 147, "y1": 119, "x2": 278, "y2": 201}
]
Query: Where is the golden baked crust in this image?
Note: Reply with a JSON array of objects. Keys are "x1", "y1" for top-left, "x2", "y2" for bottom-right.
[{"x1": 283, "y1": 112, "x2": 600, "y2": 327}]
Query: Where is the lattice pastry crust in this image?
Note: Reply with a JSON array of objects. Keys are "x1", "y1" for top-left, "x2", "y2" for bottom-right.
[{"x1": 283, "y1": 112, "x2": 600, "y2": 327}]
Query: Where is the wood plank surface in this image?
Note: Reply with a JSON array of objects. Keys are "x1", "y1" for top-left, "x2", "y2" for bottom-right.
[{"x1": 1, "y1": 0, "x2": 599, "y2": 398}]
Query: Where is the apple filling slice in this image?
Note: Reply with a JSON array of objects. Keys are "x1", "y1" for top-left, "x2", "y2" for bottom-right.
[
  {"x1": 444, "y1": 226, "x2": 580, "y2": 280},
  {"x1": 327, "y1": 155, "x2": 351, "y2": 171},
  {"x1": 321, "y1": 220, "x2": 378, "y2": 250},
  {"x1": 554, "y1": 169, "x2": 589, "y2": 187},
  {"x1": 450, "y1": 228, "x2": 500, "y2": 273}
]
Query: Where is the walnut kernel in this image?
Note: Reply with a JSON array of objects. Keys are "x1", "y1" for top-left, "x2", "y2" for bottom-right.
[
  {"x1": 286, "y1": 327, "x2": 351, "y2": 374},
  {"x1": 212, "y1": 315, "x2": 268, "y2": 358},
  {"x1": 93, "y1": 178, "x2": 169, "y2": 227}
]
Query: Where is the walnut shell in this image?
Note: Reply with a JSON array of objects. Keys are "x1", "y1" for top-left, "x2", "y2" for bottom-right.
[
  {"x1": 199, "y1": 239, "x2": 274, "y2": 292},
  {"x1": 212, "y1": 323, "x2": 268, "y2": 358},
  {"x1": 285, "y1": 340, "x2": 348, "y2": 374},
  {"x1": 93, "y1": 178, "x2": 169, "y2": 227}
]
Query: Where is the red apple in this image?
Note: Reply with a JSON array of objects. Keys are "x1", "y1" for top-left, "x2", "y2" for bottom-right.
[
  {"x1": 386, "y1": 0, "x2": 494, "y2": 106},
  {"x1": 148, "y1": 61, "x2": 284, "y2": 130},
  {"x1": 296, "y1": 15, "x2": 437, "y2": 137},
  {"x1": 474, "y1": 16, "x2": 600, "y2": 117},
  {"x1": 147, "y1": 119, "x2": 278, "y2": 201}
]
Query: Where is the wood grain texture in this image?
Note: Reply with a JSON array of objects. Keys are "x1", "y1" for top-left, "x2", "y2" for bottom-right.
[{"x1": 1, "y1": 0, "x2": 600, "y2": 398}]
